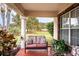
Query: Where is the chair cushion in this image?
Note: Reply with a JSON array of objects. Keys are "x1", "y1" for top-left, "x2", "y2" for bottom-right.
[
  {"x1": 26, "y1": 44, "x2": 36, "y2": 48},
  {"x1": 36, "y1": 44, "x2": 47, "y2": 47}
]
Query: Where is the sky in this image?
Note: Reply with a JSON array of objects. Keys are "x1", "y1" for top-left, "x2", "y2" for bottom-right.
[{"x1": 37, "y1": 17, "x2": 54, "y2": 23}]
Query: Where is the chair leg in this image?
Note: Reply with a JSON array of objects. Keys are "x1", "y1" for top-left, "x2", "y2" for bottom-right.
[{"x1": 48, "y1": 46, "x2": 51, "y2": 56}]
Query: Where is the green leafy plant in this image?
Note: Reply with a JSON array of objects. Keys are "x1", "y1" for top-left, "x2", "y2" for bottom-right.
[
  {"x1": 52, "y1": 39, "x2": 69, "y2": 56},
  {"x1": 0, "y1": 30, "x2": 16, "y2": 56},
  {"x1": 46, "y1": 22, "x2": 53, "y2": 36}
]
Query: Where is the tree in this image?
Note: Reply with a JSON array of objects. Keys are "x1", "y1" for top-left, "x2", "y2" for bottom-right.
[
  {"x1": 32, "y1": 17, "x2": 40, "y2": 31},
  {"x1": 8, "y1": 14, "x2": 21, "y2": 35},
  {"x1": 26, "y1": 16, "x2": 33, "y2": 32},
  {"x1": 39, "y1": 23, "x2": 47, "y2": 29},
  {"x1": 26, "y1": 16, "x2": 40, "y2": 33},
  {"x1": 8, "y1": 13, "x2": 21, "y2": 46},
  {"x1": 46, "y1": 22, "x2": 54, "y2": 36}
]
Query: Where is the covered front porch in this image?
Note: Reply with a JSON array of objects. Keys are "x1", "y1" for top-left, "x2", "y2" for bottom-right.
[{"x1": 0, "y1": 3, "x2": 79, "y2": 56}]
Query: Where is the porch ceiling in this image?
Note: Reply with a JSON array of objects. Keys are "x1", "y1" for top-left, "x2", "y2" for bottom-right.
[
  {"x1": 7, "y1": 3, "x2": 73, "y2": 17},
  {"x1": 21, "y1": 3, "x2": 72, "y2": 12}
]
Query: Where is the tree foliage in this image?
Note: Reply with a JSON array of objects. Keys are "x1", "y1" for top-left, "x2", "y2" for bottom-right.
[
  {"x1": 8, "y1": 14, "x2": 21, "y2": 35},
  {"x1": 46, "y1": 22, "x2": 54, "y2": 36},
  {"x1": 27, "y1": 16, "x2": 40, "y2": 33}
]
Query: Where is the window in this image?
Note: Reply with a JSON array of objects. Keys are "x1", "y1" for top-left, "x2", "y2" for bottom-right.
[
  {"x1": 60, "y1": 6, "x2": 79, "y2": 46},
  {"x1": 61, "y1": 13, "x2": 69, "y2": 28}
]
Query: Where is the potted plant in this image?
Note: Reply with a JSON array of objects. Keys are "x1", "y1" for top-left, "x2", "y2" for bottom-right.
[
  {"x1": 0, "y1": 30, "x2": 16, "y2": 56},
  {"x1": 52, "y1": 39, "x2": 70, "y2": 56}
]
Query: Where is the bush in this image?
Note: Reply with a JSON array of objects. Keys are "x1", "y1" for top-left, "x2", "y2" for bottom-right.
[
  {"x1": 52, "y1": 39, "x2": 69, "y2": 55},
  {"x1": 0, "y1": 30, "x2": 16, "y2": 56},
  {"x1": 46, "y1": 22, "x2": 53, "y2": 36}
]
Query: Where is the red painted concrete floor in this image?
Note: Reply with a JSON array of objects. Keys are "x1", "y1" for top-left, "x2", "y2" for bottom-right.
[{"x1": 16, "y1": 47, "x2": 51, "y2": 56}]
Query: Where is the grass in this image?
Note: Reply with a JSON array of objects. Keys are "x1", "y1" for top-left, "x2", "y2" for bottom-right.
[{"x1": 27, "y1": 31, "x2": 53, "y2": 45}]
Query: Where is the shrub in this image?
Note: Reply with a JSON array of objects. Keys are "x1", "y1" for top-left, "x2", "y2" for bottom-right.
[
  {"x1": 52, "y1": 39, "x2": 69, "y2": 55},
  {"x1": 46, "y1": 22, "x2": 53, "y2": 36},
  {"x1": 0, "y1": 30, "x2": 16, "y2": 56}
]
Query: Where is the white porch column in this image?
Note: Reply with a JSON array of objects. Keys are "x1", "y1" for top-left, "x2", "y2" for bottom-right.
[
  {"x1": 53, "y1": 17, "x2": 58, "y2": 40},
  {"x1": 0, "y1": 4, "x2": 5, "y2": 30},
  {"x1": 6, "y1": 8, "x2": 11, "y2": 30},
  {"x1": 4, "y1": 4, "x2": 7, "y2": 30},
  {"x1": 20, "y1": 16, "x2": 26, "y2": 49}
]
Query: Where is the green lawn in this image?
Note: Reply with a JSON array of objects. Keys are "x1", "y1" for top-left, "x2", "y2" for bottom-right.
[{"x1": 27, "y1": 31, "x2": 53, "y2": 45}]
